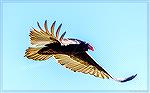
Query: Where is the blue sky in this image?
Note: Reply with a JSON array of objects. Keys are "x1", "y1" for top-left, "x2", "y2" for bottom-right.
[{"x1": 2, "y1": 2, "x2": 148, "y2": 91}]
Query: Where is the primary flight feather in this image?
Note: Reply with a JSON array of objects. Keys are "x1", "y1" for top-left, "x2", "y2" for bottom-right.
[{"x1": 25, "y1": 20, "x2": 137, "y2": 83}]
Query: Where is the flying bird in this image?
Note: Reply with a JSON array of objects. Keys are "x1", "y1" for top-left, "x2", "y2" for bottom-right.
[{"x1": 25, "y1": 20, "x2": 137, "y2": 83}]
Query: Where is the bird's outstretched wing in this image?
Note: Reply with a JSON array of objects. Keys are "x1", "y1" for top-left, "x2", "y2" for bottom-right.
[
  {"x1": 54, "y1": 52, "x2": 137, "y2": 83},
  {"x1": 30, "y1": 20, "x2": 61, "y2": 46},
  {"x1": 25, "y1": 20, "x2": 65, "y2": 60}
]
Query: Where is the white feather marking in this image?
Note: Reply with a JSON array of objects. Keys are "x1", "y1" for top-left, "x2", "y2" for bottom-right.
[
  {"x1": 30, "y1": 44, "x2": 46, "y2": 48},
  {"x1": 61, "y1": 38, "x2": 80, "y2": 46}
]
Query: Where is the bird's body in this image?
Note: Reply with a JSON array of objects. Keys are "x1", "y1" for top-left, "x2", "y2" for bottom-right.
[
  {"x1": 25, "y1": 20, "x2": 137, "y2": 83},
  {"x1": 37, "y1": 38, "x2": 89, "y2": 56}
]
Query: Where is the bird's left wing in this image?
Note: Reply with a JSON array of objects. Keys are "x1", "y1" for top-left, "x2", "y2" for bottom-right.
[
  {"x1": 30, "y1": 20, "x2": 61, "y2": 46},
  {"x1": 25, "y1": 20, "x2": 66, "y2": 61},
  {"x1": 54, "y1": 52, "x2": 137, "y2": 82}
]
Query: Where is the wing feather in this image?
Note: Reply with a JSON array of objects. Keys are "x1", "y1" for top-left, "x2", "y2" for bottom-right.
[
  {"x1": 30, "y1": 21, "x2": 61, "y2": 46},
  {"x1": 53, "y1": 53, "x2": 111, "y2": 79},
  {"x1": 30, "y1": 29, "x2": 56, "y2": 45},
  {"x1": 25, "y1": 47, "x2": 52, "y2": 61}
]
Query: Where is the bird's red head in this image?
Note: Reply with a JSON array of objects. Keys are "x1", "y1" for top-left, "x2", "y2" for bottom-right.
[{"x1": 87, "y1": 43, "x2": 94, "y2": 51}]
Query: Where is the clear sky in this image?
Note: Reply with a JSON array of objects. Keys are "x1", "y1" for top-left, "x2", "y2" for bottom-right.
[{"x1": 2, "y1": 2, "x2": 148, "y2": 92}]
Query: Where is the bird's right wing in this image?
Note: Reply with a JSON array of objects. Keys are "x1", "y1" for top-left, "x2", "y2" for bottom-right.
[{"x1": 54, "y1": 52, "x2": 137, "y2": 83}]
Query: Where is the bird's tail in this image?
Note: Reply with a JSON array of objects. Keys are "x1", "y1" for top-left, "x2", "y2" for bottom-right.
[
  {"x1": 111, "y1": 74, "x2": 137, "y2": 83},
  {"x1": 25, "y1": 47, "x2": 52, "y2": 61}
]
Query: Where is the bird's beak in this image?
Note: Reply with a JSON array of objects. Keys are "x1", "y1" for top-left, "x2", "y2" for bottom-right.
[{"x1": 88, "y1": 44, "x2": 94, "y2": 51}]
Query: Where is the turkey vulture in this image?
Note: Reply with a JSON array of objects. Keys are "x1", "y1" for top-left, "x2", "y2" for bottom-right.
[{"x1": 25, "y1": 20, "x2": 137, "y2": 83}]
